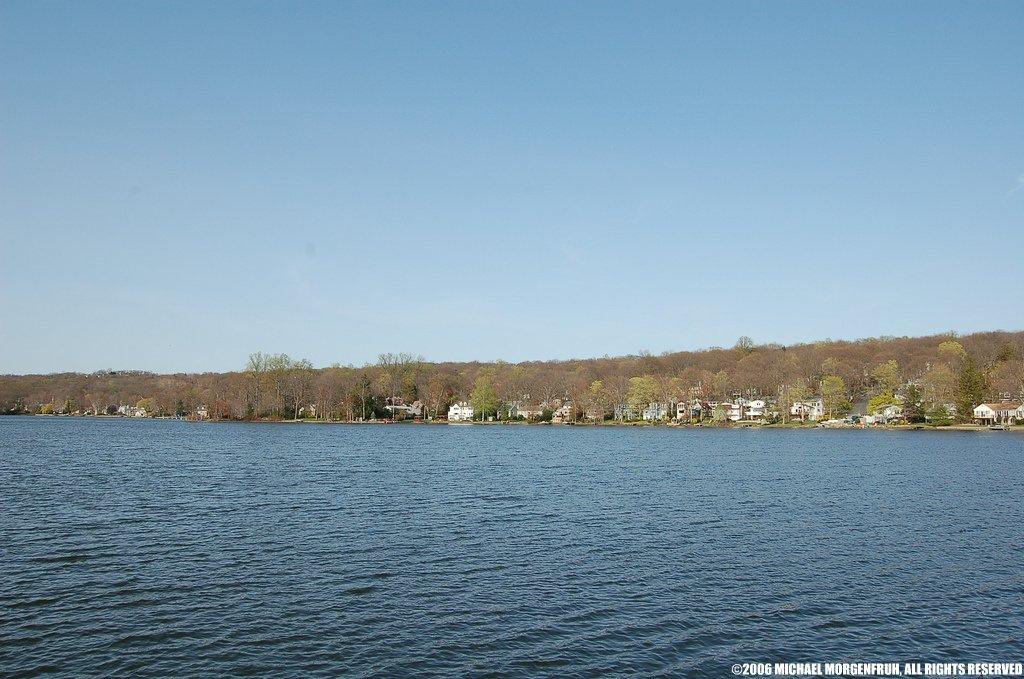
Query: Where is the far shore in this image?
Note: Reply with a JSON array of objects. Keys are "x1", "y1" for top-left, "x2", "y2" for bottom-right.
[{"x1": 12, "y1": 413, "x2": 1024, "y2": 433}]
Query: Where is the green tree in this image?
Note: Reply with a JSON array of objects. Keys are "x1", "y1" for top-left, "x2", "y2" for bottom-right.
[
  {"x1": 902, "y1": 384, "x2": 925, "y2": 423},
  {"x1": 870, "y1": 360, "x2": 901, "y2": 396},
  {"x1": 586, "y1": 380, "x2": 608, "y2": 422},
  {"x1": 821, "y1": 375, "x2": 850, "y2": 419},
  {"x1": 470, "y1": 372, "x2": 500, "y2": 420},
  {"x1": 926, "y1": 403, "x2": 953, "y2": 426},
  {"x1": 938, "y1": 340, "x2": 967, "y2": 364},
  {"x1": 627, "y1": 375, "x2": 659, "y2": 417},
  {"x1": 955, "y1": 355, "x2": 987, "y2": 423}
]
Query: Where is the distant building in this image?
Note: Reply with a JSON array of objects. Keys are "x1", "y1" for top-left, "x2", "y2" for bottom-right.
[
  {"x1": 791, "y1": 398, "x2": 825, "y2": 422},
  {"x1": 516, "y1": 403, "x2": 546, "y2": 420},
  {"x1": 117, "y1": 404, "x2": 147, "y2": 417},
  {"x1": 744, "y1": 399, "x2": 767, "y2": 420},
  {"x1": 551, "y1": 402, "x2": 573, "y2": 423},
  {"x1": 615, "y1": 404, "x2": 636, "y2": 420},
  {"x1": 873, "y1": 404, "x2": 903, "y2": 424},
  {"x1": 973, "y1": 403, "x2": 1021, "y2": 425},
  {"x1": 386, "y1": 398, "x2": 422, "y2": 419},
  {"x1": 675, "y1": 402, "x2": 694, "y2": 420},
  {"x1": 447, "y1": 401, "x2": 474, "y2": 421},
  {"x1": 642, "y1": 402, "x2": 670, "y2": 421}
]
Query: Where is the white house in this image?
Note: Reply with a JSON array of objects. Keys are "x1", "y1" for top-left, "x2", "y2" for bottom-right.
[
  {"x1": 973, "y1": 402, "x2": 1021, "y2": 425},
  {"x1": 117, "y1": 404, "x2": 147, "y2": 417},
  {"x1": 676, "y1": 401, "x2": 701, "y2": 421},
  {"x1": 614, "y1": 404, "x2": 636, "y2": 420},
  {"x1": 447, "y1": 401, "x2": 474, "y2": 421},
  {"x1": 791, "y1": 398, "x2": 825, "y2": 422},
  {"x1": 642, "y1": 402, "x2": 671, "y2": 421},
  {"x1": 744, "y1": 399, "x2": 767, "y2": 420},
  {"x1": 723, "y1": 401, "x2": 743, "y2": 421}
]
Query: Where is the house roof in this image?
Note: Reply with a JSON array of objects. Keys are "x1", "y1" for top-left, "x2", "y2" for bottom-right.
[{"x1": 979, "y1": 402, "x2": 1021, "y2": 410}]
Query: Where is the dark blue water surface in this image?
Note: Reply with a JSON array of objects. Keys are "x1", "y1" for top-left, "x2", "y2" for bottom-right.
[{"x1": 2, "y1": 416, "x2": 1023, "y2": 677}]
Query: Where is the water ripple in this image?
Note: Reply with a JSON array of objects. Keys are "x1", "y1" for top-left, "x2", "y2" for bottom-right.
[{"x1": 2, "y1": 417, "x2": 1023, "y2": 676}]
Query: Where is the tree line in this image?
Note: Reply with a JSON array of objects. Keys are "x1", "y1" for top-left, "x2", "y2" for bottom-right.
[{"x1": 2, "y1": 330, "x2": 1022, "y2": 424}]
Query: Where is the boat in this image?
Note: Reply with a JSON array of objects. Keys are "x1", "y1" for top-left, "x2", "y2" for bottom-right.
[{"x1": 989, "y1": 424, "x2": 1008, "y2": 431}]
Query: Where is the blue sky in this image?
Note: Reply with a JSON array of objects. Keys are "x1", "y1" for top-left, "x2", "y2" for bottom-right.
[{"x1": 1, "y1": 1, "x2": 1022, "y2": 374}]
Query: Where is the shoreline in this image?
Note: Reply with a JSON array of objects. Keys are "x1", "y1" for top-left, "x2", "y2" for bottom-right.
[{"x1": 10, "y1": 413, "x2": 1023, "y2": 433}]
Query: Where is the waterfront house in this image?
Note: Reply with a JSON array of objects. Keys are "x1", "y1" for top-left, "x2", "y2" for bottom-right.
[
  {"x1": 116, "y1": 403, "x2": 147, "y2": 417},
  {"x1": 676, "y1": 401, "x2": 702, "y2": 421},
  {"x1": 642, "y1": 402, "x2": 670, "y2": 421},
  {"x1": 872, "y1": 403, "x2": 903, "y2": 424},
  {"x1": 791, "y1": 398, "x2": 825, "y2": 422},
  {"x1": 744, "y1": 399, "x2": 767, "y2": 420},
  {"x1": 386, "y1": 398, "x2": 422, "y2": 419},
  {"x1": 448, "y1": 401, "x2": 474, "y2": 421},
  {"x1": 973, "y1": 402, "x2": 1021, "y2": 425},
  {"x1": 551, "y1": 402, "x2": 573, "y2": 423},
  {"x1": 614, "y1": 404, "x2": 636, "y2": 420},
  {"x1": 516, "y1": 403, "x2": 546, "y2": 420}
]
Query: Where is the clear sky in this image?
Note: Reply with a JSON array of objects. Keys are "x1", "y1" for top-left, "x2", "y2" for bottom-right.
[{"x1": 1, "y1": 1, "x2": 1022, "y2": 374}]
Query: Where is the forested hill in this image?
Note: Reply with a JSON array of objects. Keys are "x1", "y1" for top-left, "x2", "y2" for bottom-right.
[{"x1": 2, "y1": 330, "x2": 1022, "y2": 422}]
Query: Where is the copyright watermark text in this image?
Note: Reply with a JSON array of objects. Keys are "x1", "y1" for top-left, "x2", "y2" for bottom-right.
[{"x1": 730, "y1": 663, "x2": 1024, "y2": 677}]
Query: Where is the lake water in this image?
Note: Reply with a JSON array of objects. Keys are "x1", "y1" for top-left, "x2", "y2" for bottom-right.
[{"x1": 2, "y1": 416, "x2": 1022, "y2": 677}]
